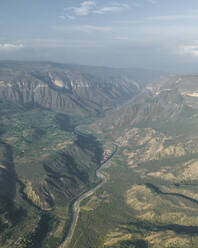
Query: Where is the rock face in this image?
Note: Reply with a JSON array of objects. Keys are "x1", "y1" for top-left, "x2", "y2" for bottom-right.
[
  {"x1": 0, "y1": 100, "x2": 104, "y2": 248},
  {"x1": 91, "y1": 75, "x2": 198, "y2": 136},
  {"x1": 0, "y1": 61, "x2": 155, "y2": 116},
  {"x1": 0, "y1": 61, "x2": 163, "y2": 247},
  {"x1": 78, "y1": 74, "x2": 198, "y2": 248}
]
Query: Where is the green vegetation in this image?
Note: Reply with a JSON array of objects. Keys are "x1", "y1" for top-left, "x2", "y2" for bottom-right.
[
  {"x1": 0, "y1": 100, "x2": 104, "y2": 248},
  {"x1": 68, "y1": 76, "x2": 198, "y2": 248},
  {"x1": 2, "y1": 64, "x2": 198, "y2": 248}
]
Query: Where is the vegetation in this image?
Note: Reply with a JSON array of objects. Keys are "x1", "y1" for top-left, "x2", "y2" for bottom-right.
[
  {"x1": 2, "y1": 64, "x2": 198, "y2": 248},
  {"x1": 69, "y1": 75, "x2": 198, "y2": 248},
  {"x1": 0, "y1": 100, "x2": 104, "y2": 247}
]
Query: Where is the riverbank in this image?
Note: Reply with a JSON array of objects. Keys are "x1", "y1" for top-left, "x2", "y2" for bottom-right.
[{"x1": 59, "y1": 131, "x2": 117, "y2": 248}]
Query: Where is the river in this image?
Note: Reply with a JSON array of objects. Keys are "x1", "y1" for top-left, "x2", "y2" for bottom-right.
[{"x1": 59, "y1": 129, "x2": 117, "y2": 248}]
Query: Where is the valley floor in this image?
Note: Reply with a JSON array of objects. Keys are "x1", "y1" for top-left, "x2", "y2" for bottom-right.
[{"x1": 69, "y1": 126, "x2": 198, "y2": 248}]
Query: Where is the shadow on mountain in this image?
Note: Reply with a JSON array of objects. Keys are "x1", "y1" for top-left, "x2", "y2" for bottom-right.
[{"x1": 0, "y1": 142, "x2": 25, "y2": 228}]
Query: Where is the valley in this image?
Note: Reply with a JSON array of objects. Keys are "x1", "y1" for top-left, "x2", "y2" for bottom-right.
[
  {"x1": 0, "y1": 61, "x2": 154, "y2": 248},
  {"x1": 59, "y1": 140, "x2": 117, "y2": 248},
  {"x1": 2, "y1": 0, "x2": 198, "y2": 247},
  {"x1": 68, "y1": 75, "x2": 198, "y2": 248},
  {"x1": 1, "y1": 61, "x2": 198, "y2": 248}
]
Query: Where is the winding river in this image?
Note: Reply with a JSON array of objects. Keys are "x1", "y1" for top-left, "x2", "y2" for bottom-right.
[{"x1": 59, "y1": 130, "x2": 117, "y2": 248}]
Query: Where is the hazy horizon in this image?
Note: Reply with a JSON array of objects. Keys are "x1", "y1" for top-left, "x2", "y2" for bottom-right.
[{"x1": 1, "y1": 0, "x2": 198, "y2": 73}]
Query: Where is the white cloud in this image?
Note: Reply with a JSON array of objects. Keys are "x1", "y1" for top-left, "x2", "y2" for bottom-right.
[
  {"x1": 59, "y1": 15, "x2": 75, "y2": 20},
  {"x1": 59, "y1": 15, "x2": 66, "y2": 20},
  {"x1": 0, "y1": 43, "x2": 24, "y2": 51},
  {"x1": 25, "y1": 38, "x2": 104, "y2": 49},
  {"x1": 177, "y1": 44, "x2": 198, "y2": 57},
  {"x1": 79, "y1": 25, "x2": 112, "y2": 32},
  {"x1": 52, "y1": 25, "x2": 112, "y2": 33},
  {"x1": 62, "y1": 1, "x2": 129, "y2": 19},
  {"x1": 94, "y1": 4, "x2": 129, "y2": 14},
  {"x1": 64, "y1": 1, "x2": 96, "y2": 17}
]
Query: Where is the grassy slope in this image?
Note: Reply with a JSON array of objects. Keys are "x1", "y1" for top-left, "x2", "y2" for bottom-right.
[
  {"x1": 70, "y1": 77, "x2": 198, "y2": 248},
  {"x1": 0, "y1": 61, "x2": 164, "y2": 248},
  {"x1": 0, "y1": 101, "x2": 103, "y2": 248}
]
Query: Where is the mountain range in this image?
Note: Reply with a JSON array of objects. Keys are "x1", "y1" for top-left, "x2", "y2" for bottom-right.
[
  {"x1": 2, "y1": 61, "x2": 198, "y2": 248},
  {"x1": 0, "y1": 61, "x2": 163, "y2": 248}
]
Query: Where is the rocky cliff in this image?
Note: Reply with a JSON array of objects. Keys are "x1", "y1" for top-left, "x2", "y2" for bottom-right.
[{"x1": 0, "y1": 61, "x2": 156, "y2": 116}]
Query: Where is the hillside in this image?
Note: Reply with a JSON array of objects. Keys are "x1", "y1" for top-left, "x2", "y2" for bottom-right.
[
  {"x1": 69, "y1": 75, "x2": 198, "y2": 248},
  {"x1": 0, "y1": 100, "x2": 105, "y2": 248},
  {"x1": 91, "y1": 75, "x2": 198, "y2": 137},
  {"x1": 0, "y1": 61, "x2": 163, "y2": 247},
  {"x1": 0, "y1": 61, "x2": 161, "y2": 117}
]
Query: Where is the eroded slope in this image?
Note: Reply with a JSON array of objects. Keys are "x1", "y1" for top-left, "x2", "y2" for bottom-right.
[{"x1": 70, "y1": 75, "x2": 198, "y2": 248}]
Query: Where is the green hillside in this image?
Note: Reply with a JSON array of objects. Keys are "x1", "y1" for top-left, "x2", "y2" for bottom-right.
[{"x1": 70, "y1": 75, "x2": 198, "y2": 248}]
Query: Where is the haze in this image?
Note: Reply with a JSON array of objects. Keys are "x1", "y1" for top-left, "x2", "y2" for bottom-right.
[{"x1": 1, "y1": 0, "x2": 198, "y2": 72}]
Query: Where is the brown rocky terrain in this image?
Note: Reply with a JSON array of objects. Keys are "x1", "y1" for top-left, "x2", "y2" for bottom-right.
[
  {"x1": 0, "y1": 61, "x2": 159, "y2": 117},
  {"x1": 68, "y1": 74, "x2": 198, "y2": 248}
]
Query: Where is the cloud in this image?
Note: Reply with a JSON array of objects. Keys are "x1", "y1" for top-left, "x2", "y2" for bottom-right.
[
  {"x1": 61, "y1": 1, "x2": 129, "y2": 19},
  {"x1": 24, "y1": 38, "x2": 104, "y2": 49},
  {"x1": 59, "y1": 15, "x2": 75, "y2": 20},
  {"x1": 77, "y1": 25, "x2": 112, "y2": 32},
  {"x1": 80, "y1": 25, "x2": 112, "y2": 32},
  {"x1": 64, "y1": 1, "x2": 96, "y2": 17},
  {"x1": 94, "y1": 4, "x2": 129, "y2": 14},
  {"x1": 52, "y1": 24, "x2": 112, "y2": 33},
  {"x1": 0, "y1": 43, "x2": 24, "y2": 51},
  {"x1": 177, "y1": 44, "x2": 198, "y2": 57},
  {"x1": 73, "y1": 1, "x2": 95, "y2": 16}
]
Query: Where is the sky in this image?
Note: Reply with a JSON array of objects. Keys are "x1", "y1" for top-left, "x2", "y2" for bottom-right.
[{"x1": 1, "y1": 0, "x2": 198, "y2": 72}]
